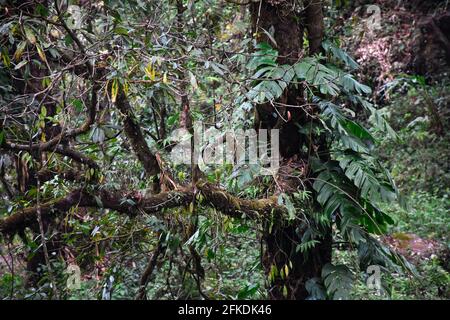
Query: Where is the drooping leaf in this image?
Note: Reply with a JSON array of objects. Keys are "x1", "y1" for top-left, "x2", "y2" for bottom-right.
[
  {"x1": 322, "y1": 263, "x2": 354, "y2": 300},
  {"x1": 13, "y1": 41, "x2": 27, "y2": 61},
  {"x1": 36, "y1": 44, "x2": 47, "y2": 63},
  {"x1": 24, "y1": 26, "x2": 37, "y2": 44},
  {"x1": 111, "y1": 79, "x2": 119, "y2": 103}
]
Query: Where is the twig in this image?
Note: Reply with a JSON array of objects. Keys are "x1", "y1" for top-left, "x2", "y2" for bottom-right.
[
  {"x1": 35, "y1": 174, "x2": 59, "y2": 299},
  {"x1": 135, "y1": 236, "x2": 166, "y2": 300}
]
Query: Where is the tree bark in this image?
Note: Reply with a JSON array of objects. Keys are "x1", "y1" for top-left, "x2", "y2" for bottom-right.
[
  {"x1": 250, "y1": 0, "x2": 331, "y2": 300},
  {"x1": 0, "y1": 181, "x2": 287, "y2": 237},
  {"x1": 115, "y1": 87, "x2": 160, "y2": 177}
]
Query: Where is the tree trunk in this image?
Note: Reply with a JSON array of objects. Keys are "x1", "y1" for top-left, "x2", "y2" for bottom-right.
[{"x1": 251, "y1": 0, "x2": 331, "y2": 300}]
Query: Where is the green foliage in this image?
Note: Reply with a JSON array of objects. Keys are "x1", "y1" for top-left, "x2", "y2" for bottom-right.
[
  {"x1": 334, "y1": 248, "x2": 449, "y2": 300},
  {"x1": 322, "y1": 263, "x2": 354, "y2": 299},
  {"x1": 244, "y1": 42, "x2": 417, "y2": 281},
  {"x1": 377, "y1": 79, "x2": 450, "y2": 196},
  {"x1": 337, "y1": 151, "x2": 398, "y2": 204},
  {"x1": 383, "y1": 192, "x2": 450, "y2": 246},
  {"x1": 0, "y1": 0, "x2": 447, "y2": 302},
  {"x1": 322, "y1": 40, "x2": 359, "y2": 70}
]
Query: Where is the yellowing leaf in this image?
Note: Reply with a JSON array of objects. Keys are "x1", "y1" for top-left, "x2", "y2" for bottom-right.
[
  {"x1": 111, "y1": 79, "x2": 119, "y2": 103},
  {"x1": 50, "y1": 29, "x2": 61, "y2": 38},
  {"x1": 14, "y1": 60, "x2": 27, "y2": 70},
  {"x1": 41, "y1": 77, "x2": 51, "y2": 88},
  {"x1": 189, "y1": 71, "x2": 198, "y2": 90},
  {"x1": 13, "y1": 41, "x2": 27, "y2": 61},
  {"x1": 36, "y1": 44, "x2": 47, "y2": 63},
  {"x1": 144, "y1": 63, "x2": 151, "y2": 77},
  {"x1": 270, "y1": 264, "x2": 278, "y2": 282},
  {"x1": 40, "y1": 106, "x2": 47, "y2": 117},
  {"x1": 284, "y1": 264, "x2": 289, "y2": 277},
  {"x1": 24, "y1": 26, "x2": 37, "y2": 45},
  {"x1": 214, "y1": 103, "x2": 221, "y2": 111},
  {"x1": 123, "y1": 80, "x2": 129, "y2": 95},
  {"x1": 145, "y1": 62, "x2": 156, "y2": 81},
  {"x1": 1, "y1": 47, "x2": 10, "y2": 68},
  {"x1": 283, "y1": 285, "x2": 288, "y2": 298},
  {"x1": 163, "y1": 72, "x2": 168, "y2": 84}
]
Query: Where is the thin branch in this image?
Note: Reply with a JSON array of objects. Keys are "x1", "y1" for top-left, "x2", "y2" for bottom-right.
[
  {"x1": 1, "y1": 143, "x2": 99, "y2": 169},
  {"x1": 135, "y1": 237, "x2": 166, "y2": 300},
  {"x1": 35, "y1": 176, "x2": 59, "y2": 299}
]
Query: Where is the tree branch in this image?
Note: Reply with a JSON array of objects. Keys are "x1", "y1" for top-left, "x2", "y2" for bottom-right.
[
  {"x1": 115, "y1": 87, "x2": 160, "y2": 177},
  {"x1": 37, "y1": 168, "x2": 86, "y2": 183},
  {"x1": 0, "y1": 182, "x2": 287, "y2": 237},
  {"x1": 135, "y1": 237, "x2": 166, "y2": 300},
  {"x1": 2, "y1": 143, "x2": 99, "y2": 169}
]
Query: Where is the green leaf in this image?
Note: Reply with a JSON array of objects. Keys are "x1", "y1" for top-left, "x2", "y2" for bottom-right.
[
  {"x1": 71, "y1": 99, "x2": 84, "y2": 113},
  {"x1": 247, "y1": 80, "x2": 283, "y2": 103},
  {"x1": 111, "y1": 79, "x2": 119, "y2": 103},
  {"x1": 358, "y1": 236, "x2": 417, "y2": 276},
  {"x1": 247, "y1": 42, "x2": 278, "y2": 71},
  {"x1": 294, "y1": 58, "x2": 315, "y2": 80},
  {"x1": 1, "y1": 47, "x2": 10, "y2": 68},
  {"x1": 340, "y1": 120, "x2": 374, "y2": 142},
  {"x1": 294, "y1": 59, "x2": 340, "y2": 96},
  {"x1": 40, "y1": 106, "x2": 47, "y2": 118},
  {"x1": 251, "y1": 66, "x2": 274, "y2": 79},
  {"x1": 313, "y1": 160, "x2": 395, "y2": 234},
  {"x1": 278, "y1": 193, "x2": 296, "y2": 220},
  {"x1": 323, "y1": 41, "x2": 359, "y2": 70},
  {"x1": 341, "y1": 74, "x2": 372, "y2": 95},
  {"x1": 167, "y1": 113, "x2": 179, "y2": 126},
  {"x1": 337, "y1": 151, "x2": 397, "y2": 204},
  {"x1": 318, "y1": 101, "x2": 373, "y2": 152},
  {"x1": 237, "y1": 284, "x2": 259, "y2": 299},
  {"x1": 35, "y1": 4, "x2": 49, "y2": 17},
  {"x1": 355, "y1": 97, "x2": 398, "y2": 139},
  {"x1": 64, "y1": 34, "x2": 73, "y2": 46},
  {"x1": 305, "y1": 278, "x2": 327, "y2": 300},
  {"x1": 322, "y1": 263, "x2": 354, "y2": 300},
  {"x1": 113, "y1": 27, "x2": 129, "y2": 36}
]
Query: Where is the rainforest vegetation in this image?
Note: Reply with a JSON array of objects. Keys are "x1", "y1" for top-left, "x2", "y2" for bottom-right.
[{"x1": 0, "y1": 0, "x2": 448, "y2": 300}]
